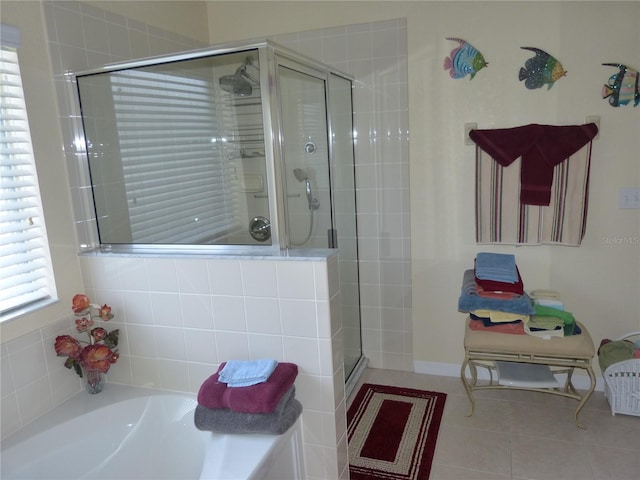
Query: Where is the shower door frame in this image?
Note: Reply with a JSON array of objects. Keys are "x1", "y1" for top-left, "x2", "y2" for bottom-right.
[
  {"x1": 70, "y1": 39, "x2": 356, "y2": 255},
  {"x1": 268, "y1": 49, "x2": 364, "y2": 384},
  {"x1": 269, "y1": 53, "x2": 334, "y2": 249}
]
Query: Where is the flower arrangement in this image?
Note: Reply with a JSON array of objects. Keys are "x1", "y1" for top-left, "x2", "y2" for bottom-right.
[{"x1": 54, "y1": 294, "x2": 119, "y2": 378}]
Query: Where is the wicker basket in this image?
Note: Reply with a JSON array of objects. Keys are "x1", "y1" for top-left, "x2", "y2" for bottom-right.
[{"x1": 602, "y1": 331, "x2": 640, "y2": 417}]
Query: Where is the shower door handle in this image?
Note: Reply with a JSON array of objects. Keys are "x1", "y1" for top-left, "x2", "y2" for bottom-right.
[{"x1": 328, "y1": 228, "x2": 338, "y2": 248}]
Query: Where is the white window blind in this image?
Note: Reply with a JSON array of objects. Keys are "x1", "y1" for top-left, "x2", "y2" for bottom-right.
[
  {"x1": 0, "y1": 33, "x2": 55, "y2": 317},
  {"x1": 104, "y1": 69, "x2": 240, "y2": 244}
]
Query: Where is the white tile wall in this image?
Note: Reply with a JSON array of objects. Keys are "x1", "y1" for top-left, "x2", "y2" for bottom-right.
[
  {"x1": 2, "y1": 4, "x2": 410, "y2": 479},
  {"x1": 272, "y1": 19, "x2": 412, "y2": 372}
]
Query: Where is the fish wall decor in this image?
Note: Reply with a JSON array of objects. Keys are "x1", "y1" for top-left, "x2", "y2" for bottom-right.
[
  {"x1": 518, "y1": 47, "x2": 566, "y2": 90},
  {"x1": 602, "y1": 63, "x2": 639, "y2": 107},
  {"x1": 443, "y1": 37, "x2": 488, "y2": 80}
]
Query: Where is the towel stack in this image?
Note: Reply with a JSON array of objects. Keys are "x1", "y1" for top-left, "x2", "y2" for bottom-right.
[
  {"x1": 459, "y1": 253, "x2": 533, "y2": 335},
  {"x1": 194, "y1": 360, "x2": 302, "y2": 435},
  {"x1": 458, "y1": 253, "x2": 580, "y2": 338}
]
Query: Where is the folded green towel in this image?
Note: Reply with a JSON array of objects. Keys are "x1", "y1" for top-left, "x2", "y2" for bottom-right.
[
  {"x1": 533, "y1": 304, "x2": 575, "y2": 326},
  {"x1": 528, "y1": 315, "x2": 565, "y2": 331}
]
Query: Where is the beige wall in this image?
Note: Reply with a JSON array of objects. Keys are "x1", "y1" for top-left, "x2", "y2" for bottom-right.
[
  {"x1": 207, "y1": 1, "x2": 640, "y2": 372},
  {"x1": 90, "y1": 0, "x2": 210, "y2": 44}
]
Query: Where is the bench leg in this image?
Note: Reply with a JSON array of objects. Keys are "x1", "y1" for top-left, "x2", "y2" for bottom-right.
[
  {"x1": 460, "y1": 356, "x2": 476, "y2": 417},
  {"x1": 574, "y1": 365, "x2": 596, "y2": 430}
]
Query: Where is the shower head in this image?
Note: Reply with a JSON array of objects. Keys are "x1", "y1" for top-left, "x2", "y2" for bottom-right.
[
  {"x1": 294, "y1": 168, "x2": 316, "y2": 210},
  {"x1": 219, "y1": 61, "x2": 260, "y2": 96},
  {"x1": 293, "y1": 168, "x2": 308, "y2": 182},
  {"x1": 219, "y1": 66, "x2": 253, "y2": 96}
]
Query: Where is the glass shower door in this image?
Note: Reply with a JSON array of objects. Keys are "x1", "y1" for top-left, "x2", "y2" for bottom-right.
[
  {"x1": 278, "y1": 62, "x2": 363, "y2": 382},
  {"x1": 278, "y1": 65, "x2": 332, "y2": 248}
]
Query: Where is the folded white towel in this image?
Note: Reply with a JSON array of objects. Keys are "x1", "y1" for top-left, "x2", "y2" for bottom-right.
[{"x1": 219, "y1": 359, "x2": 278, "y2": 387}]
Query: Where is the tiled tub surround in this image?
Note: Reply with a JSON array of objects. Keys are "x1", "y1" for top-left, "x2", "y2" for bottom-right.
[{"x1": 2, "y1": 253, "x2": 348, "y2": 480}]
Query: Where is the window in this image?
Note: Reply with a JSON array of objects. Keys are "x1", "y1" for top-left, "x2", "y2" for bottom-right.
[{"x1": 0, "y1": 24, "x2": 55, "y2": 320}]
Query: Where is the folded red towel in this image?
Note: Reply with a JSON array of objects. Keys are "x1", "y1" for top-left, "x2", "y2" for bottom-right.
[
  {"x1": 197, "y1": 362, "x2": 298, "y2": 414},
  {"x1": 474, "y1": 264, "x2": 524, "y2": 295}
]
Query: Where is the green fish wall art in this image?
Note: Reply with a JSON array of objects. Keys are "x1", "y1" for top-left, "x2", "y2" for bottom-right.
[{"x1": 519, "y1": 47, "x2": 567, "y2": 90}]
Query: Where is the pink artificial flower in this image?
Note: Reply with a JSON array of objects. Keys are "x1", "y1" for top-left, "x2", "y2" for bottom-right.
[
  {"x1": 54, "y1": 335, "x2": 82, "y2": 359},
  {"x1": 91, "y1": 327, "x2": 108, "y2": 342},
  {"x1": 80, "y1": 344, "x2": 117, "y2": 373},
  {"x1": 72, "y1": 294, "x2": 90, "y2": 314},
  {"x1": 75, "y1": 317, "x2": 94, "y2": 333},
  {"x1": 98, "y1": 304, "x2": 113, "y2": 321}
]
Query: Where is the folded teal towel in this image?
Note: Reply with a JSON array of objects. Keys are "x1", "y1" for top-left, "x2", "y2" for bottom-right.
[
  {"x1": 475, "y1": 252, "x2": 519, "y2": 283},
  {"x1": 219, "y1": 359, "x2": 278, "y2": 387}
]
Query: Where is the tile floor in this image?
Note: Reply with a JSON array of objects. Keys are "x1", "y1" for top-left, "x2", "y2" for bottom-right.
[{"x1": 348, "y1": 368, "x2": 640, "y2": 480}]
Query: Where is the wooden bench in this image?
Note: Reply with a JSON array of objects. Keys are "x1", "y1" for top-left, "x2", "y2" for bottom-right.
[{"x1": 460, "y1": 318, "x2": 596, "y2": 429}]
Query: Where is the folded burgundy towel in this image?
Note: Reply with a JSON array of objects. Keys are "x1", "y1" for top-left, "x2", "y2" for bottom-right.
[
  {"x1": 197, "y1": 362, "x2": 298, "y2": 413},
  {"x1": 474, "y1": 265, "x2": 524, "y2": 295}
]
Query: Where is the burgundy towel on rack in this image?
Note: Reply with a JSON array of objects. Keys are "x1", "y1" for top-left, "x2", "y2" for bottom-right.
[
  {"x1": 197, "y1": 362, "x2": 298, "y2": 414},
  {"x1": 470, "y1": 123, "x2": 598, "y2": 205}
]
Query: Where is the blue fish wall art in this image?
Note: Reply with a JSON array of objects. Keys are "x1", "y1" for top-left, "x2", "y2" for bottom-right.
[
  {"x1": 519, "y1": 47, "x2": 567, "y2": 90},
  {"x1": 443, "y1": 38, "x2": 488, "y2": 80},
  {"x1": 602, "y1": 63, "x2": 640, "y2": 107}
]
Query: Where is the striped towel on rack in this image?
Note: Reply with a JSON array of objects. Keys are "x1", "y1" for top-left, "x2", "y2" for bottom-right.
[{"x1": 475, "y1": 142, "x2": 593, "y2": 246}]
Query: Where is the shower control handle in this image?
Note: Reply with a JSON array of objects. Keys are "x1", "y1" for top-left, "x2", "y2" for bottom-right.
[{"x1": 249, "y1": 216, "x2": 271, "y2": 242}]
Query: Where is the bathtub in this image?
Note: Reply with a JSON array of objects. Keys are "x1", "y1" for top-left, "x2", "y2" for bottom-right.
[{"x1": 1, "y1": 384, "x2": 304, "y2": 480}]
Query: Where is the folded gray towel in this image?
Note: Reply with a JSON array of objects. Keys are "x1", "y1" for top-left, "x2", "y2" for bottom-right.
[
  {"x1": 194, "y1": 396, "x2": 302, "y2": 435},
  {"x1": 194, "y1": 387, "x2": 301, "y2": 435}
]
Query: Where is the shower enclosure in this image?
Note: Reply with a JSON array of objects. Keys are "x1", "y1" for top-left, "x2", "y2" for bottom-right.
[{"x1": 74, "y1": 40, "x2": 364, "y2": 383}]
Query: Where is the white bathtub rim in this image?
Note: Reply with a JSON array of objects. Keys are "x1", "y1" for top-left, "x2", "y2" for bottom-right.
[
  {"x1": 1, "y1": 383, "x2": 295, "y2": 480},
  {"x1": 1, "y1": 384, "x2": 181, "y2": 448}
]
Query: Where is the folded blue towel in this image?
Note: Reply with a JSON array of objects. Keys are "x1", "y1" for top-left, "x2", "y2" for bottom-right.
[
  {"x1": 475, "y1": 252, "x2": 519, "y2": 283},
  {"x1": 458, "y1": 270, "x2": 535, "y2": 315},
  {"x1": 219, "y1": 359, "x2": 278, "y2": 387}
]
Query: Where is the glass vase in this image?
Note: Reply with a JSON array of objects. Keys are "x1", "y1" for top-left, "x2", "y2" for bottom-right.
[{"x1": 82, "y1": 367, "x2": 105, "y2": 394}]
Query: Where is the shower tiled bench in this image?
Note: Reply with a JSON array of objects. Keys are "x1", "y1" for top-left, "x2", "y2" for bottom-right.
[{"x1": 460, "y1": 318, "x2": 596, "y2": 429}]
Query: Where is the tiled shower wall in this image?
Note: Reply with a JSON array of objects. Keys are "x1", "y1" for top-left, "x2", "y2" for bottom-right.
[{"x1": 271, "y1": 20, "x2": 412, "y2": 371}]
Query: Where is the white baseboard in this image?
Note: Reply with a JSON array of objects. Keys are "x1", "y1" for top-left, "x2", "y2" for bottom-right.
[{"x1": 413, "y1": 360, "x2": 603, "y2": 392}]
